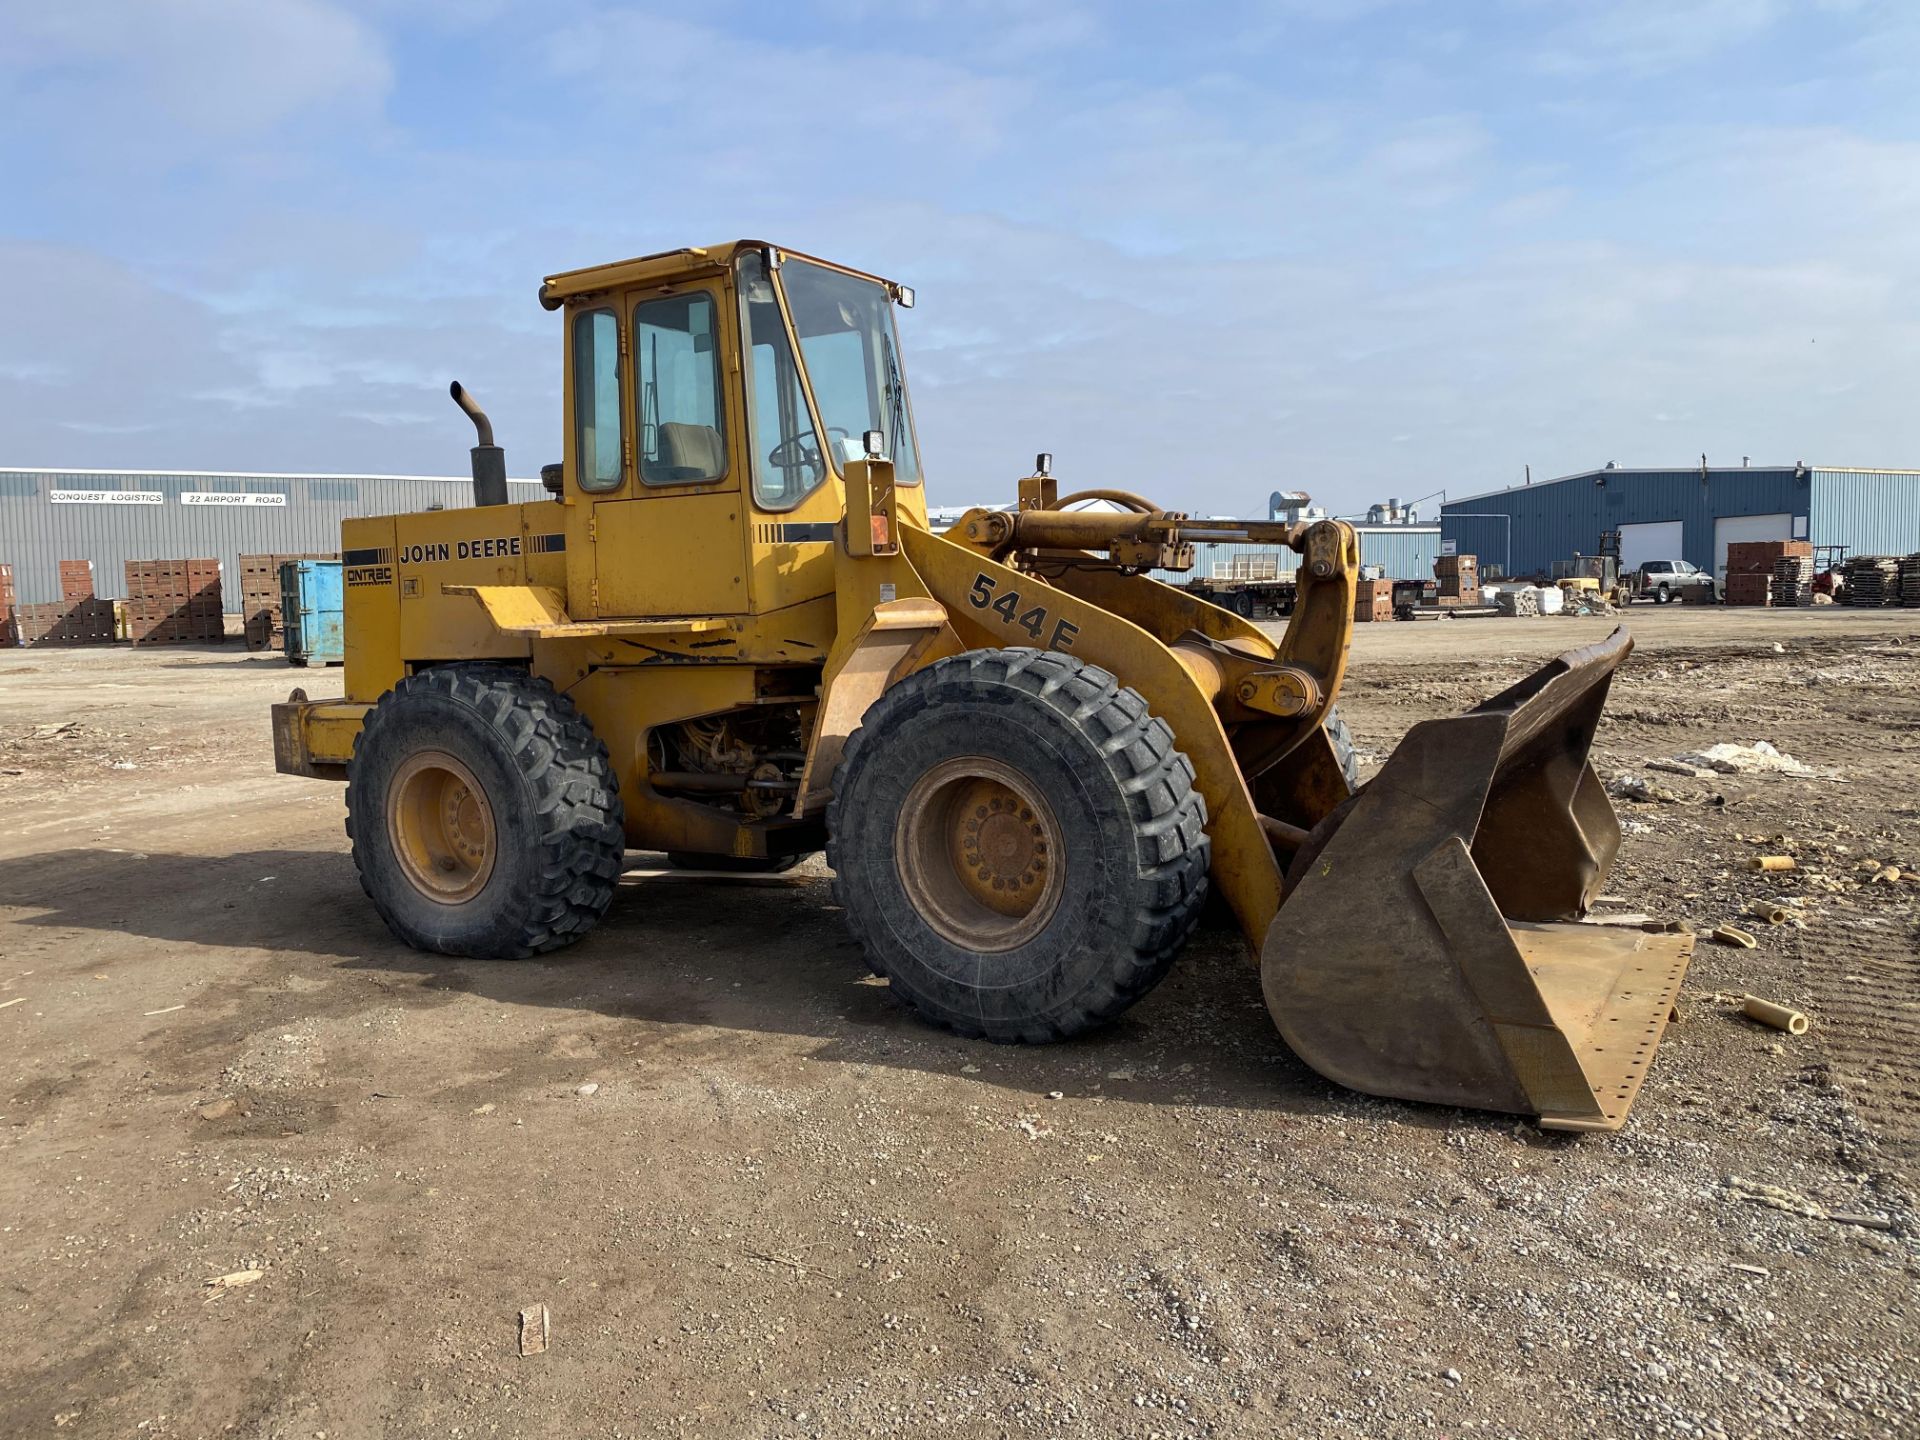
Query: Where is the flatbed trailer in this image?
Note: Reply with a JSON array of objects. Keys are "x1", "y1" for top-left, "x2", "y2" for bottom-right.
[{"x1": 1183, "y1": 575, "x2": 1298, "y2": 618}]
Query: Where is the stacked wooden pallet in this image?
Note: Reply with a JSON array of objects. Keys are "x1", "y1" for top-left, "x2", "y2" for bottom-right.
[
  {"x1": 1900, "y1": 554, "x2": 1920, "y2": 608},
  {"x1": 11, "y1": 558, "x2": 117, "y2": 646},
  {"x1": 15, "y1": 598, "x2": 115, "y2": 646},
  {"x1": 1434, "y1": 554, "x2": 1480, "y2": 608},
  {"x1": 240, "y1": 552, "x2": 337, "y2": 651},
  {"x1": 1353, "y1": 577, "x2": 1394, "y2": 623},
  {"x1": 58, "y1": 559, "x2": 96, "y2": 603},
  {"x1": 1770, "y1": 553, "x2": 1814, "y2": 607},
  {"x1": 125, "y1": 558, "x2": 225, "y2": 644},
  {"x1": 1842, "y1": 555, "x2": 1899, "y2": 608},
  {"x1": 1724, "y1": 540, "x2": 1810, "y2": 607}
]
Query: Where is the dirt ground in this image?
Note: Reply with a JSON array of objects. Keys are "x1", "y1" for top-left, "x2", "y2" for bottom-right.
[{"x1": 2, "y1": 607, "x2": 1917, "y2": 1439}]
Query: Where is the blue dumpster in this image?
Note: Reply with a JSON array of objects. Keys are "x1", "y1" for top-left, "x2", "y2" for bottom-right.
[{"x1": 280, "y1": 560, "x2": 344, "y2": 667}]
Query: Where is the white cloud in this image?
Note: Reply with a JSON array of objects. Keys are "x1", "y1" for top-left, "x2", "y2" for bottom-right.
[
  {"x1": 0, "y1": 238, "x2": 557, "y2": 473},
  {"x1": 815, "y1": 0, "x2": 1103, "y2": 58},
  {"x1": 2, "y1": 1, "x2": 1916, "y2": 511},
  {"x1": 1, "y1": 0, "x2": 390, "y2": 136},
  {"x1": 543, "y1": 9, "x2": 1022, "y2": 160},
  {"x1": 1529, "y1": 0, "x2": 1782, "y2": 76}
]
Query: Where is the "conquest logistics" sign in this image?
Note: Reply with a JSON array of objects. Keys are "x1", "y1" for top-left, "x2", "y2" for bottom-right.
[
  {"x1": 50, "y1": 490, "x2": 164, "y2": 505},
  {"x1": 49, "y1": 489, "x2": 290, "y2": 506}
]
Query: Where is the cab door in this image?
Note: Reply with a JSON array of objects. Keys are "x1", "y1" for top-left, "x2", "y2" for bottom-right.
[{"x1": 588, "y1": 282, "x2": 749, "y2": 618}]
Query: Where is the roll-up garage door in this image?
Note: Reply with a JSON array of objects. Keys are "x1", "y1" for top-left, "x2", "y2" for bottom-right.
[{"x1": 1618, "y1": 520, "x2": 1684, "y2": 574}]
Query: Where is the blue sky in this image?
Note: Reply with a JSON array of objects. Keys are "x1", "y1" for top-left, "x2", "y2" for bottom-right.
[{"x1": 2, "y1": 0, "x2": 1916, "y2": 515}]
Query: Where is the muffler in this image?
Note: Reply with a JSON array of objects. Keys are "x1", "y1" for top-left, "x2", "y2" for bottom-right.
[
  {"x1": 451, "y1": 381, "x2": 509, "y2": 507},
  {"x1": 1261, "y1": 628, "x2": 1692, "y2": 1131}
]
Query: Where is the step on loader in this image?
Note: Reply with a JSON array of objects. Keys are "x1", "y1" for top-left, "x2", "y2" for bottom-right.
[{"x1": 273, "y1": 240, "x2": 1690, "y2": 1131}]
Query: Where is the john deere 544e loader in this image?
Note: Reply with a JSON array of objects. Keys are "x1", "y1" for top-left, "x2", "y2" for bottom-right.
[{"x1": 273, "y1": 240, "x2": 1691, "y2": 1131}]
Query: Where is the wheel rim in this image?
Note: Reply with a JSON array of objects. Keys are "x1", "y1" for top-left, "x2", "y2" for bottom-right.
[
  {"x1": 895, "y1": 756, "x2": 1065, "y2": 953},
  {"x1": 387, "y1": 750, "x2": 497, "y2": 903}
]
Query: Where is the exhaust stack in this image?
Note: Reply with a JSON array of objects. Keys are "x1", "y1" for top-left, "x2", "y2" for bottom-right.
[{"x1": 450, "y1": 381, "x2": 509, "y2": 507}]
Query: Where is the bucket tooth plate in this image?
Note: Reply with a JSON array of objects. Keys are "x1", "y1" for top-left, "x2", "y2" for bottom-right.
[{"x1": 1262, "y1": 628, "x2": 1691, "y2": 1130}]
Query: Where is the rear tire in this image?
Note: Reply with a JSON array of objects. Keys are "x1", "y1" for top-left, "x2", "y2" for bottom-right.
[
  {"x1": 346, "y1": 665, "x2": 625, "y2": 958},
  {"x1": 1655, "y1": 584, "x2": 1671, "y2": 604},
  {"x1": 826, "y1": 648, "x2": 1210, "y2": 1043}
]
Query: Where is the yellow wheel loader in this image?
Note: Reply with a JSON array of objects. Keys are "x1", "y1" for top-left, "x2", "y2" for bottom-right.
[{"x1": 273, "y1": 240, "x2": 1691, "y2": 1131}]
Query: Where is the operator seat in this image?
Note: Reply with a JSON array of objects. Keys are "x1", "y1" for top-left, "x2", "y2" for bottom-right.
[{"x1": 652, "y1": 422, "x2": 726, "y2": 482}]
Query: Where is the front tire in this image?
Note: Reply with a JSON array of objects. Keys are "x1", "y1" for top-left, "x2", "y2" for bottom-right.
[
  {"x1": 346, "y1": 665, "x2": 625, "y2": 958},
  {"x1": 826, "y1": 649, "x2": 1210, "y2": 1043}
]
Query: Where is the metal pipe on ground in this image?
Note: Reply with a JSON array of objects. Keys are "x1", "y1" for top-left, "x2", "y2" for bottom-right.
[{"x1": 1743, "y1": 996, "x2": 1810, "y2": 1034}]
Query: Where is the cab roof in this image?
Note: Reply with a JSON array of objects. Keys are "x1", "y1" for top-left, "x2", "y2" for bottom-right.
[{"x1": 538, "y1": 240, "x2": 900, "y2": 310}]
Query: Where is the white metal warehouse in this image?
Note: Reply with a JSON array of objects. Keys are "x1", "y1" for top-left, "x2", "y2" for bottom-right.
[{"x1": 0, "y1": 468, "x2": 548, "y2": 612}]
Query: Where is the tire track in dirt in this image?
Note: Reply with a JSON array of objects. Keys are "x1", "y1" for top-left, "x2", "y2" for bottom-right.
[{"x1": 1807, "y1": 915, "x2": 1920, "y2": 1156}]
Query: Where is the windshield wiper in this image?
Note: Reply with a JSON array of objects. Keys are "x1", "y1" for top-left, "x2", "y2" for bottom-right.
[{"x1": 883, "y1": 330, "x2": 908, "y2": 471}]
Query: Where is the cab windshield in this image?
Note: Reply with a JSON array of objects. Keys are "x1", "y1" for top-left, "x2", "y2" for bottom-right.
[
  {"x1": 795, "y1": 255, "x2": 923, "y2": 465},
  {"x1": 737, "y1": 251, "x2": 924, "y2": 509}
]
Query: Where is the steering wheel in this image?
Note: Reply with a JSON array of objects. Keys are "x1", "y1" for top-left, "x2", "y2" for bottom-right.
[{"x1": 767, "y1": 427, "x2": 850, "y2": 471}]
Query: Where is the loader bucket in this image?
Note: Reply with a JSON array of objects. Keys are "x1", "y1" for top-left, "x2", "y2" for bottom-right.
[{"x1": 1261, "y1": 628, "x2": 1692, "y2": 1132}]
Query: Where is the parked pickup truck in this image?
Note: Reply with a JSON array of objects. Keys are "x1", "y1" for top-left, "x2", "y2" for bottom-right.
[{"x1": 1630, "y1": 560, "x2": 1716, "y2": 604}]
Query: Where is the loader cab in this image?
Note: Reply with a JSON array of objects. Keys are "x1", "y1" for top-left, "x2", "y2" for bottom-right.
[{"x1": 544, "y1": 241, "x2": 926, "y2": 621}]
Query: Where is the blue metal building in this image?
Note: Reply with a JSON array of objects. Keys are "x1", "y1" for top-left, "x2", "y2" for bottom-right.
[{"x1": 1440, "y1": 465, "x2": 1920, "y2": 581}]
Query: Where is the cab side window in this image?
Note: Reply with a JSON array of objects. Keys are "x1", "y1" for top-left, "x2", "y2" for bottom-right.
[
  {"x1": 737, "y1": 249, "x2": 825, "y2": 509},
  {"x1": 573, "y1": 308, "x2": 624, "y2": 492},
  {"x1": 636, "y1": 292, "x2": 727, "y2": 485}
]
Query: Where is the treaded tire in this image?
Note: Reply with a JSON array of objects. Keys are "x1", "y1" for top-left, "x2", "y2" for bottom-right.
[
  {"x1": 1322, "y1": 705, "x2": 1362, "y2": 791},
  {"x1": 825, "y1": 648, "x2": 1210, "y2": 1043},
  {"x1": 345, "y1": 665, "x2": 625, "y2": 959}
]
